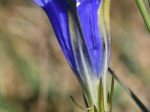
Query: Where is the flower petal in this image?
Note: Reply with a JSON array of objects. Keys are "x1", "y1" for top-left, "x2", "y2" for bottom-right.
[
  {"x1": 33, "y1": 0, "x2": 111, "y2": 79},
  {"x1": 77, "y1": 0, "x2": 103, "y2": 77},
  {"x1": 33, "y1": 0, "x2": 79, "y2": 76},
  {"x1": 33, "y1": 0, "x2": 48, "y2": 7}
]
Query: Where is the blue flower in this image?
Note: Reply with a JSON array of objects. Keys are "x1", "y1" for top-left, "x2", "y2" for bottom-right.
[{"x1": 33, "y1": 0, "x2": 111, "y2": 110}]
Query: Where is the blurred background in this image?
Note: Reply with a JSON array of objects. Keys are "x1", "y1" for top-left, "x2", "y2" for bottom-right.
[{"x1": 0, "y1": 0, "x2": 150, "y2": 112}]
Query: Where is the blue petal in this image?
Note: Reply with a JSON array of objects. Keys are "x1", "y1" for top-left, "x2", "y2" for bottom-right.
[
  {"x1": 33, "y1": 0, "x2": 79, "y2": 75},
  {"x1": 33, "y1": 0, "x2": 48, "y2": 7},
  {"x1": 33, "y1": 0, "x2": 107, "y2": 78},
  {"x1": 77, "y1": 0, "x2": 103, "y2": 77}
]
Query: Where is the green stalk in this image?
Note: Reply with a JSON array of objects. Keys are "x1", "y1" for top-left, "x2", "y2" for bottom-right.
[{"x1": 135, "y1": 0, "x2": 150, "y2": 33}]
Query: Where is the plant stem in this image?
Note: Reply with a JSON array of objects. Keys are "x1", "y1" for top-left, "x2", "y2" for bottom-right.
[{"x1": 135, "y1": 0, "x2": 150, "y2": 33}]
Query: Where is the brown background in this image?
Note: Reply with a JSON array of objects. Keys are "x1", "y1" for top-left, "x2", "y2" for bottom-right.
[{"x1": 0, "y1": 0, "x2": 150, "y2": 112}]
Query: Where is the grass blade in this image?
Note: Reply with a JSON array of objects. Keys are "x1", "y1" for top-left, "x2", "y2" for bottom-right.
[
  {"x1": 108, "y1": 67, "x2": 149, "y2": 112},
  {"x1": 108, "y1": 77, "x2": 114, "y2": 112},
  {"x1": 70, "y1": 96, "x2": 93, "y2": 111}
]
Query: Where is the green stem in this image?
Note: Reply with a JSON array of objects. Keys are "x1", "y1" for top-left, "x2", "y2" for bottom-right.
[
  {"x1": 135, "y1": 0, "x2": 150, "y2": 33},
  {"x1": 103, "y1": 73, "x2": 107, "y2": 111}
]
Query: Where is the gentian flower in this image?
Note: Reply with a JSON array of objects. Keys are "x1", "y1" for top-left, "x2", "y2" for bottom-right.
[{"x1": 33, "y1": 0, "x2": 111, "y2": 111}]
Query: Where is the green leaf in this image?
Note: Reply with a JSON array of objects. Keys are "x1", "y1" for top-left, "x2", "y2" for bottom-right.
[
  {"x1": 135, "y1": 0, "x2": 150, "y2": 33},
  {"x1": 108, "y1": 77, "x2": 114, "y2": 112},
  {"x1": 98, "y1": 79, "x2": 104, "y2": 112},
  {"x1": 70, "y1": 96, "x2": 94, "y2": 111}
]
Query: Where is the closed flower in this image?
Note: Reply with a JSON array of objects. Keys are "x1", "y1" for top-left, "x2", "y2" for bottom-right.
[{"x1": 33, "y1": 0, "x2": 111, "y2": 111}]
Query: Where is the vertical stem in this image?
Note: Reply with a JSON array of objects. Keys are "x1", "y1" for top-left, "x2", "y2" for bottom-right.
[
  {"x1": 135, "y1": 0, "x2": 150, "y2": 33},
  {"x1": 100, "y1": 79, "x2": 104, "y2": 112},
  {"x1": 109, "y1": 77, "x2": 114, "y2": 112},
  {"x1": 103, "y1": 73, "x2": 107, "y2": 111}
]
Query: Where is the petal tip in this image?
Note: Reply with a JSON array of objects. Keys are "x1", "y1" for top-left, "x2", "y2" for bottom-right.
[{"x1": 33, "y1": 0, "x2": 48, "y2": 7}]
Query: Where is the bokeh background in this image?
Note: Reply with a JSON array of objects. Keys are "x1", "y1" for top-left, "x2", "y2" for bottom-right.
[{"x1": 0, "y1": 0, "x2": 150, "y2": 112}]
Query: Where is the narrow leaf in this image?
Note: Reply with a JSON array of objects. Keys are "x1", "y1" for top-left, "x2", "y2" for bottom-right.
[
  {"x1": 93, "y1": 106, "x2": 98, "y2": 112},
  {"x1": 107, "y1": 92, "x2": 110, "y2": 103},
  {"x1": 109, "y1": 77, "x2": 114, "y2": 112},
  {"x1": 108, "y1": 67, "x2": 150, "y2": 112},
  {"x1": 99, "y1": 79, "x2": 104, "y2": 112},
  {"x1": 70, "y1": 96, "x2": 93, "y2": 111}
]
